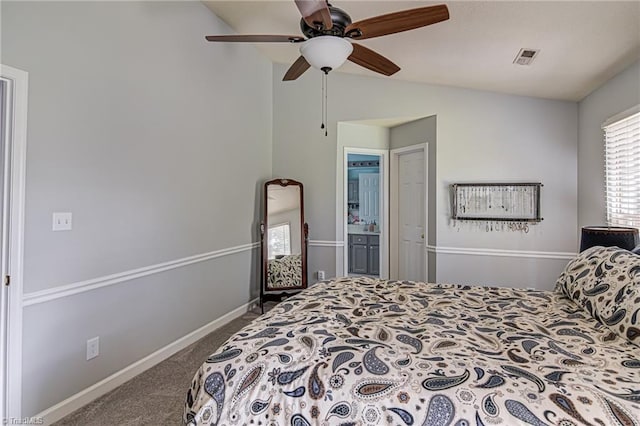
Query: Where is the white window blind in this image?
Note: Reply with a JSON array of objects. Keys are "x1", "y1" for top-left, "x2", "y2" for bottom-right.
[
  {"x1": 604, "y1": 109, "x2": 640, "y2": 228},
  {"x1": 268, "y1": 223, "x2": 291, "y2": 259}
]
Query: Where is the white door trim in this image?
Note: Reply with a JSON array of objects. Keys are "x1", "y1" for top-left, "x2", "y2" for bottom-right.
[
  {"x1": 341, "y1": 147, "x2": 389, "y2": 279},
  {"x1": 390, "y1": 143, "x2": 428, "y2": 281},
  {"x1": 0, "y1": 64, "x2": 28, "y2": 420}
]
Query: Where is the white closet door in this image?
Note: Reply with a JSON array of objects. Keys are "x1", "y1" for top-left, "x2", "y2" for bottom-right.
[{"x1": 398, "y1": 151, "x2": 425, "y2": 281}]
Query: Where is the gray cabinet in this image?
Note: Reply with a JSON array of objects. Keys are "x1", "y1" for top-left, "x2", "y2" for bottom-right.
[
  {"x1": 368, "y1": 242, "x2": 379, "y2": 275},
  {"x1": 349, "y1": 234, "x2": 379, "y2": 275},
  {"x1": 350, "y1": 242, "x2": 368, "y2": 274}
]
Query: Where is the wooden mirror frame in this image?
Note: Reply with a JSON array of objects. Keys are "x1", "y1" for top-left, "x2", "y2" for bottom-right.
[{"x1": 260, "y1": 178, "x2": 308, "y2": 310}]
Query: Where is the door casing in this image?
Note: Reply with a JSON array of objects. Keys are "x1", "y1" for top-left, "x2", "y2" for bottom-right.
[{"x1": 0, "y1": 64, "x2": 29, "y2": 420}]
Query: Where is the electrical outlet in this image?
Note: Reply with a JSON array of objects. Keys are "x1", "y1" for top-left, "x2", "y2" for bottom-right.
[
  {"x1": 317, "y1": 271, "x2": 325, "y2": 280},
  {"x1": 86, "y1": 336, "x2": 99, "y2": 360},
  {"x1": 53, "y1": 212, "x2": 72, "y2": 231}
]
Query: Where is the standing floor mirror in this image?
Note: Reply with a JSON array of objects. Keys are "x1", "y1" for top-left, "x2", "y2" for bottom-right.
[{"x1": 260, "y1": 178, "x2": 308, "y2": 311}]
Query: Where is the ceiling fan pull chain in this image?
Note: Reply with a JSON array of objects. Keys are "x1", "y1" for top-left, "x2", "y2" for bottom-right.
[
  {"x1": 320, "y1": 72, "x2": 325, "y2": 132},
  {"x1": 324, "y1": 72, "x2": 328, "y2": 137}
]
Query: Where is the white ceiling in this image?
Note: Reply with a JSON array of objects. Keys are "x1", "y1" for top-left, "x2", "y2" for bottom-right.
[{"x1": 203, "y1": 1, "x2": 640, "y2": 101}]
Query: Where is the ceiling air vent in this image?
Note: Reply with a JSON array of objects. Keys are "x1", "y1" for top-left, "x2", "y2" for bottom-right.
[{"x1": 513, "y1": 48, "x2": 539, "y2": 66}]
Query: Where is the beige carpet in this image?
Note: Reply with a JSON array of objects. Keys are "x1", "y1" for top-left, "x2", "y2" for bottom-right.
[{"x1": 53, "y1": 305, "x2": 267, "y2": 426}]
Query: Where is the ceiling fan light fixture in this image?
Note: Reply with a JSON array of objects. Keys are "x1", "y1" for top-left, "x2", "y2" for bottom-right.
[{"x1": 299, "y1": 36, "x2": 353, "y2": 72}]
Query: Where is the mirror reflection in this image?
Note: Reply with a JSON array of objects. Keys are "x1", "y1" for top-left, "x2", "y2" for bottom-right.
[{"x1": 262, "y1": 179, "x2": 307, "y2": 296}]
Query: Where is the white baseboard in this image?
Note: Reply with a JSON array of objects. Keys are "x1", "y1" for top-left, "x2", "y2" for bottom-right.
[{"x1": 36, "y1": 298, "x2": 259, "y2": 425}]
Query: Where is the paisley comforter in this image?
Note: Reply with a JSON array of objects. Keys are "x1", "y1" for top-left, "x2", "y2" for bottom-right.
[{"x1": 185, "y1": 277, "x2": 640, "y2": 426}]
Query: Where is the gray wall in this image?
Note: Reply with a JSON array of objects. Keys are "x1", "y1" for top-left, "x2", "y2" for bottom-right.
[
  {"x1": 2, "y1": 1, "x2": 272, "y2": 415},
  {"x1": 273, "y1": 62, "x2": 578, "y2": 290},
  {"x1": 577, "y1": 60, "x2": 640, "y2": 228}
]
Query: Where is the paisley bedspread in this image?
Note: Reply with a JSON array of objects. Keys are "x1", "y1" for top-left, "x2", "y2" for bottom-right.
[{"x1": 184, "y1": 277, "x2": 640, "y2": 426}]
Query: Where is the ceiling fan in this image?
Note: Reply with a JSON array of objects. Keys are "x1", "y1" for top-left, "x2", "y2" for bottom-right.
[{"x1": 205, "y1": 0, "x2": 450, "y2": 81}]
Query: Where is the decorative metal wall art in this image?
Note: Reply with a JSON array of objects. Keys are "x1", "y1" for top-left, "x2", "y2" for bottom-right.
[{"x1": 451, "y1": 183, "x2": 543, "y2": 233}]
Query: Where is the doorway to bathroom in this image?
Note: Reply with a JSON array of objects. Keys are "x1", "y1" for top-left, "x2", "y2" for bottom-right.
[{"x1": 342, "y1": 148, "x2": 389, "y2": 278}]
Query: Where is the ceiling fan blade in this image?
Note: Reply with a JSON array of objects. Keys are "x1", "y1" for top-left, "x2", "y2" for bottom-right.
[
  {"x1": 345, "y1": 4, "x2": 449, "y2": 40},
  {"x1": 283, "y1": 56, "x2": 311, "y2": 81},
  {"x1": 205, "y1": 35, "x2": 305, "y2": 43},
  {"x1": 348, "y1": 43, "x2": 400, "y2": 76},
  {"x1": 294, "y1": 0, "x2": 333, "y2": 30}
]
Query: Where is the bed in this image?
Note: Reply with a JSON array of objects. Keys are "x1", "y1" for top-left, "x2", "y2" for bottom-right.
[{"x1": 184, "y1": 246, "x2": 640, "y2": 425}]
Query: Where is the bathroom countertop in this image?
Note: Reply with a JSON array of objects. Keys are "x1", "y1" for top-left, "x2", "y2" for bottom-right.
[
  {"x1": 349, "y1": 230, "x2": 380, "y2": 236},
  {"x1": 347, "y1": 224, "x2": 380, "y2": 235}
]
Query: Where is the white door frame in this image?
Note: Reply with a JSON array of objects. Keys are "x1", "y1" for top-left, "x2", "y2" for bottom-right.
[
  {"x1": 390, "y1": 143, "x2": 428, "y2": 281},
  {"x1": 341, "y1": 147, "x2": 389, "y2": 278},
  {"x1": 1, "y1": 64, "x2": 28, "y2": 420}
]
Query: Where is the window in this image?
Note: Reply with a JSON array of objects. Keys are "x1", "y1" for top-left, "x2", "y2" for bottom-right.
[
  {"x1": 268, "y1": 223, "x2": 291, "y2": 259},
  {"x1": 604, "y1": 107, "x2": 640, "y2": 228}
]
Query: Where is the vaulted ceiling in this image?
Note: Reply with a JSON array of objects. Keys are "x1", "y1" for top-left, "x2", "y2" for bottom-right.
[{"x1": 203, "y1": 1, "x2": 640, "y2": 101}]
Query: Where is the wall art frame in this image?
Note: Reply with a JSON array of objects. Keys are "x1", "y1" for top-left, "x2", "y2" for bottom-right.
[{"x1": 451, "y1": 182, "x2": 543, "y2": 223}]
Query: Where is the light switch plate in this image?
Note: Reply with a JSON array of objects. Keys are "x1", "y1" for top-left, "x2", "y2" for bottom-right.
[{"x1": 53, "y1": 212, "x2": 72, "y2": 231}]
